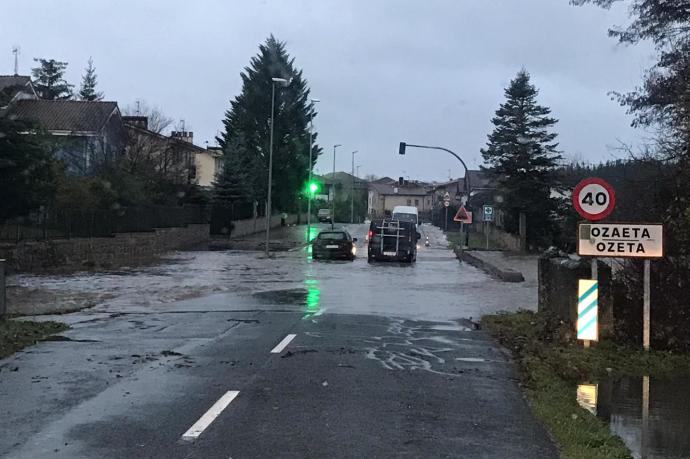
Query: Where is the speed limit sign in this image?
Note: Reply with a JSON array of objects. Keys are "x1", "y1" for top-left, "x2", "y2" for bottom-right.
[{"x1": 573, "y1": 177, "x2": 615, "y2": 221}]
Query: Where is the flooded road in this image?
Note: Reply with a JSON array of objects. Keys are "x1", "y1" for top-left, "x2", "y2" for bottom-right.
[
  {"x1": 9, "y1": 223, "x2": 536, "y2": 321},
  {"x1": 581, "y1": 377, "x2": 690, "y2": 458},
  {"x1": 1, "y1": 224, "x2": 554, "y2": 458}
]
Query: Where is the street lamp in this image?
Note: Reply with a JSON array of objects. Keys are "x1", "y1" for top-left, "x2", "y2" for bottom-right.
[
  {"x1": 350, "y1": 150, "x2": 358, "y2": 223},
  {"x1": 265, "y1": 77, "x2": 290, "y2": 257},
  {"x1": 307, "y1": 98, "x2": 320, "y2": 235},
  {"x1": 332, "y1": 144, "x2": 341, "y2": 229}
]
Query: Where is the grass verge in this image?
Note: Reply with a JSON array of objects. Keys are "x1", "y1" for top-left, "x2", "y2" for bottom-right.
[
  {"x1": 483, "y1": 310, "x2": 690, "y2": 459},
  {"x1": 0, "y1": 319, "x2": 69, "y2": 359}
]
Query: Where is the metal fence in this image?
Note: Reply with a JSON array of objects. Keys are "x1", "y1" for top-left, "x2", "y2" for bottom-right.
[
  {"x1": 210, "y1": 202, "x2": 257, "y2": 235},
  {"x1": 0, "y1": 205, "x2": 207, "y2": 242}
]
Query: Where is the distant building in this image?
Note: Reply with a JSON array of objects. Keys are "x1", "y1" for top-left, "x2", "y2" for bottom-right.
[
  {"x1": 196, "y1": 146, "x2": 223, "y2": 188},
  {"x1": 0, "y1": 74, "x2": 37, "y2": 109},
  {"x1": 367, "y1": 178, "x2": 433, "y2": 217},
  {"x1": 7, "y1": 99, "x2": 126, "y2": 174},
  {"x1": 122, "y1": 119, "x2": 204, "y2": 186}
]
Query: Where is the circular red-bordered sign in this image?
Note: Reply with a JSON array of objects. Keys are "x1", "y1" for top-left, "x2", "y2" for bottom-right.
[{"x1": 573, "y1": 177, "x2": 616, "y2": 221}]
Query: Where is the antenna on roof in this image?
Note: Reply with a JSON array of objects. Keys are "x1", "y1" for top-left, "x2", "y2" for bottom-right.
[
  {"x1": 135, "y1": 100, "x2": 141, "y2": 115},
  {"x1": 180, "y1": 119, "x2": 185, "y2": 132},
  {"x1": 11, "y1": 46, "x2": 20, "y2": 75}
]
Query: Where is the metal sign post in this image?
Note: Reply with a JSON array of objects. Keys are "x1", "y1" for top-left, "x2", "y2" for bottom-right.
[
  {"x1": 644, "y1": 259, "x2": 651, "y2": 351},
  {"x1": 0, "y1": 259, "x2": 6, "y2": 319}
]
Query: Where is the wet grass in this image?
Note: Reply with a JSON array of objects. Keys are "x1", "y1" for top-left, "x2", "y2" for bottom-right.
[
  {"x1": 446, "y1": 231, "x2": 487, "y2": 250},
  {"x1": 483, "y1": 310, "x2": 690, "y2": 459},
  {"x1": 0, "y1": 319, "x2": 69, "y2": 359}
]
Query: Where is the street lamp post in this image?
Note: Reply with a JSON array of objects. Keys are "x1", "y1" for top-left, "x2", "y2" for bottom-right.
[
  {"x1": 265, "y1": 77, "x2": 289, "y2": 257},
  {"x1": 350, "y1": 150, "x2": 358, "y2": 223},
  {"x1": 331, "y1": 144, "x2": 341, "y2": 229},
  {"x1": 307, "y1": 98, "x2": 320, "y2": 236}
]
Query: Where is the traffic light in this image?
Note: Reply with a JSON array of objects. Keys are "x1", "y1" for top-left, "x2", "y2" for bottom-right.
[
  {"x1": 305, "y1": 180, "x2": 321, "y2": 197},
  {"x1": 398, "y1": 142, "x2": 407, "y2": 155}
]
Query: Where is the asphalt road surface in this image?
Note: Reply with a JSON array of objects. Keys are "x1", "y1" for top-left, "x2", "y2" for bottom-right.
[{"x1": 0, "y1": 224, "x2": 556, "y2": 458}]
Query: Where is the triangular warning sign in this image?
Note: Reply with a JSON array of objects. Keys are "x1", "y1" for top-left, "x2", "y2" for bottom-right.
[{"x1": 453, "y1": 206, "x2": 472, "y2": 224}]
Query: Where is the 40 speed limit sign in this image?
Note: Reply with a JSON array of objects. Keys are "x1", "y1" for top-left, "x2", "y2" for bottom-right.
[{"x1": 573, "y1": 177, "x2": 616, "y2": 221}]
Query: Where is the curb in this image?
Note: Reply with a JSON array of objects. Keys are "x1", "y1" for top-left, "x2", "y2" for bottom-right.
[{"x1": 458, "y1": 250, "x2": 525, "y2": 283}]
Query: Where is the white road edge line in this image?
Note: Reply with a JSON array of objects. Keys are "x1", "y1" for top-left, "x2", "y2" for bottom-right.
[
  {"x1": 181, "y1": 390, "x2": 240, "y2": 442},
  {"x1": 271, "y1": 333, "x2": 297, "y2": 354}
]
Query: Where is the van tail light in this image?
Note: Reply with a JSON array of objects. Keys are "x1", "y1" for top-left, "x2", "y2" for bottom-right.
[{"x1": 368, "y1": 230, "x2": 373, "y2": 239}]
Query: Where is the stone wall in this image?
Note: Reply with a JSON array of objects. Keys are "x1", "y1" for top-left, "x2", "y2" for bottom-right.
[
  {"x1": 0, "y1": 224, "x2": 209, "y2": 273},
  {"x1": 538, "y1": 256, "x2": 613, "y2": 338}
]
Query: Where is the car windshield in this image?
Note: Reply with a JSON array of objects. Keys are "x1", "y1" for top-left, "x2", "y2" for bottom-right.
[
  {"x1": 392, "y1": 213, "x2": 417, "y2": 223},
  {"x1": 5, "y1": 2, "x2": 690, "y2": 458},
  {"x1": 317, "y1": 232, "x2": 346, "y2": 241}
]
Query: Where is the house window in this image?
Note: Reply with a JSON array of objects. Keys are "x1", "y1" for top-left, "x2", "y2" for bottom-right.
[
  {"x1": 407, "y1": 199, "x2": 412, "y2": 206},
  {"x1": 415, "y1": 199, "x2": 419, "y2": 206}
]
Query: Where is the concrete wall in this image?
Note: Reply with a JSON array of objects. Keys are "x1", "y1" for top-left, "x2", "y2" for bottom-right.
[
  {"x1": 0, "y1": 224, "x2": 210, "y2": 273},
  {"x1": 538, "y1": 256, "x2": 613, "y2": 338},
  {"x1": 230, "y1": 213, "x2": 307, "y2": 238}
]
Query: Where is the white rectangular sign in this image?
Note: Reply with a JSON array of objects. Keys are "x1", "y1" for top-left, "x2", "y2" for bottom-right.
[{"x1": 578, "y1": 223, "x2": 663, "y2": 258}]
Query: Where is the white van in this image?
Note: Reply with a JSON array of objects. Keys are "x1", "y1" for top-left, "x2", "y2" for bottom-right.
[{"x1": 392, "y1": 205, "x2": 419, "y2": 225}]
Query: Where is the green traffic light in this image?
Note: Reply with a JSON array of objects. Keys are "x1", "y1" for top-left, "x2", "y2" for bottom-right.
[{"x1": 309, "y1": 183, "x2": 318, "y2": 194}]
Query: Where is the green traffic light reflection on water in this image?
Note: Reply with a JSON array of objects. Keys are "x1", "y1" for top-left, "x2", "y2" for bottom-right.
[{"x1": 303, "y1": 278, "x2": 321, "y2": 316}]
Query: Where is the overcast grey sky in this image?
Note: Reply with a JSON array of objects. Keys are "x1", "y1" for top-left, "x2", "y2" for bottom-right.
[{"x1": 4, "y1": 0, "x2": 654, "y2": 182}]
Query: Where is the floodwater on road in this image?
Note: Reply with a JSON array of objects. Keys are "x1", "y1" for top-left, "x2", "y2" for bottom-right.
[
  {"x1": 578, "y1": 376, "x2": 690, "y2": 458},
  {"x1": 8, "y1": 224, "x2": 537, "y2": 322}
]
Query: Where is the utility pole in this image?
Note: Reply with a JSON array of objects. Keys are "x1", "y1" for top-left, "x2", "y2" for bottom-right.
[
  {"x1": 351, "y1": 150, "x2": 358, "y2": 224},
  {"x1": 265, "y1": 77, "x2": 289, "y2": 257},
  {"x1": 331, "y1": 144, "x2": 341, "y2": 229}
]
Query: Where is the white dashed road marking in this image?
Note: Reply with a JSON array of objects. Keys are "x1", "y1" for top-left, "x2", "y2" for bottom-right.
[
  {"x1": 270, "y1": 334, "x2": 297, "y2": 353},
  {"x1": 181, "y1": 391, "x2": 240, "y2": 442}
]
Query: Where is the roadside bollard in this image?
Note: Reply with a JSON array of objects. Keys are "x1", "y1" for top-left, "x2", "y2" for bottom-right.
[{"x1": 0, "y1": 259, "x2": 6, "y2": 319}]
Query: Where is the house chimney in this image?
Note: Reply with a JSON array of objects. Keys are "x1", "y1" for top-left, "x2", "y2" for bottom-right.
[
  {"x1": 122, "y1": 116, "x2": 149, "y2": 130},
  {"x1": 171, "y1": 131, "x2": 194, "y2": 144}
]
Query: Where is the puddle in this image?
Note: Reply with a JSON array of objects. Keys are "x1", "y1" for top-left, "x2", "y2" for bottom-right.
[
  {"x1": 577, "y1": 376, "x2": 690, "y2": 458},
  {"x1": 252, "y1": 288, "x2": 308, "y2": 305}
]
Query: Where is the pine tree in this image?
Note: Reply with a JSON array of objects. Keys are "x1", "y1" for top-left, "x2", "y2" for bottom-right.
[
  {"x1": 212, "y1": 137, "x2": 252, "y2": 204},
  {"x1": 217, "y1": 35, "x2": 320, "y2": 212},
  {"x1": 78, "y1": 57, "x2": 103, "y2": 101},
  {"x1": 0, "y1": 117, "x2": 57, "y2": 222},
  {"x1": 31, "y1": 58, "x2": 73, "y2": 100},
  {"x1": 481, "y1": 69, "x2": 562, "y2": 246}
]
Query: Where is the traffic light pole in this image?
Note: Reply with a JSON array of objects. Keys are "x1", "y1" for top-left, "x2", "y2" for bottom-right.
[{"x1": 398, "y1": 143, "x2": 471, "y2": 195}]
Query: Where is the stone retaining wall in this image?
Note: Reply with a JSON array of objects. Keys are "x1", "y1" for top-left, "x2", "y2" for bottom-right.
[{"x1": 0, "y1": 224, "x2": 210, "y2": 273}]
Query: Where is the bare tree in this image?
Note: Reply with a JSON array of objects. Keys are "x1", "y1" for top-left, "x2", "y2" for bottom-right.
[{"x1": 122, "y1": 100, "x2": 173, "y2": 134}]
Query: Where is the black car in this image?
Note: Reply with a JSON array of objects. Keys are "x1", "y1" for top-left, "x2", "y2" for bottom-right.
[
  {"x1": 312, "y1": 230, "x2": 357, "y2": 260},
  {"x1": 367, "y1": 219, "x2": 420, "y2": 263}
]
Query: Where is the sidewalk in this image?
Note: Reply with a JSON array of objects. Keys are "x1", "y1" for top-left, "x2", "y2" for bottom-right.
[
  {"x1": 462, "y1": 250, "x2": 538, "y2": 283},
  {"x1": 210, "y1": 224, "x2": 313, "y2": 251}
]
